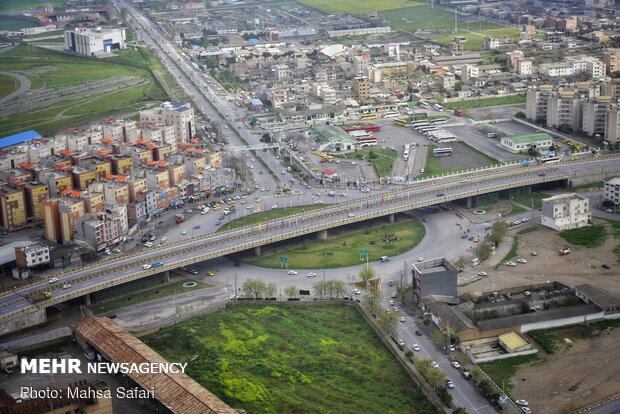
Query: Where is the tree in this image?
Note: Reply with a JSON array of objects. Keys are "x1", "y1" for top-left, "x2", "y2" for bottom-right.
[
  {"x1": 527, "y1": 146, "x2": 540, "y2": 157},
  {"x1": 534, "y1": 116, "x2": 546, "y2": 125},
  {"x1": 453, "y1": 255, "x2": 466, "y2": 270},
  {"x1": 558, "y1": 123, "x2": 573, "y2": 133},
  {"x1": 453, "y1": 407, "x2": 469, "y2": 414},
  {"x1": 378, "y1": 311, "x2": 398, "y2": 334},
  {"x1": 328, "y1": 280, "x2": 346, "y2": 298},
  {"x1": 265, "y1": 282, "x2": 277, "y2": 299},
  {"x1": 426, "y1": 366, "x2": 447, "y2": 390},
  {"x1": 454, "y1": 81, "x2": 463, "y2": 91},
  {"x1": 515, "y1": 111, "x2": 526, "y2": 119},
  {"x1": 475, "y1": 243, "x2": 493, "y2": 260},
  {"x1": 434, "y1": 329, "x2": 446, "y2": 348},
  {"x1": 285, "y1": 131, "x2": 305, "y2": 150},
  {"x1": 313, "y1": 280, "x2": 327, "y2": 298},
  {"x1": 260, "y1": 133, "x2": 272, "y2": 143},
  {"x1": 358, "y1": 266, "x2": 375, "y2": 289},
  {"x1": 284, "y1": 285, "x2": 297, "y2": 299},
  {"x1": 243, "y1": 278, "x2": 266, "y2": 299},
  {"x1": 364, "y1": 291, "x2": 381, "y2": 315}
]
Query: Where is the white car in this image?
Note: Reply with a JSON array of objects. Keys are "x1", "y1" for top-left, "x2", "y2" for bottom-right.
[
  {"x1": 451, "y1": 361, "x2": 461, "y2": 369},
  {"x1": 49, "y1": 277, "x2": 59, "y2": 283},
  {"x1": 417, "y1": 257, "x2": 424, "y2": 262},
  {"x1": 530, "y1": 250, "x2": 538, "y2": 256},
  {"x1": 505, "y1": 261, "x2": 517, "y2": 266},
  {"x1": 112, "y1": 248, "x2": 121, "y2": 253},
  {"x1": 288, "y1": 270, "x2": 298, "y2": 275},
  {"x1": 521, "y1": 218, "x2": 529, "y2": 222},
  {"x1": 477, "y1": 271, "x2": 487, "y2": 276},
  {"x1": 431, "y1": 361, "x2": 439, "y2": 369},
  {"x1": 353, "y1": 289, "x2": 361, "y2": 295},
  {"x1": 515, "y1": 400, "x2": 529, "y2": 407},
  {"x1": 449, "y1": 345, "x2": 456, "y2": 352},
  {"x1": 307, "y1": 272, "x2": 317, "y2": 277},
  {"x1": 348, "y1": 213, "x2": 356, "y2": 217},
  {"x1": 412, "y1": 344, "x2": 421, "y2": 352},
  {"x1": 389, "y1": 300, "x2": 395, "y2": 305},
  {"x1": 399, "y1": 316, "x2": 406, "y2": 322},
  {"x1": 142, "y1": 264, "x2": 152, "y2": 270},
  {"x1": 446, "y1": 380, "x2": 455, "y2": 389},
  {"x1": 517, "y1": 258, "x2": 528, "y2": 264},
  {"x1": 161, "y1": 237, "x2": 167, "y2": 242},
  {"x1": 182, "y1": 229, "x2": 187, "y2": 235},
  {"x1": 521, "y1": 408, "x2": 532, "y2": 414},
  {"x1": 63, "y1": 283, "x2": 72, "y2": 289}
]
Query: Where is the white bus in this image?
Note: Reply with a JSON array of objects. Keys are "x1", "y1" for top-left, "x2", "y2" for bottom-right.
[
  {"x1": 538, "y1": 156, "x2": 560, "y2": 164},
  {"x1": 433, "y1": 104, "x2": 444, "y2": 111},
  {"x1": 419, "y1": 101, "x2": 429, "y2": 108},
  {"x1": 433, "y1": 147, "x2": 453, "y2": 157},
  {"x1": 382, "y1": 112, "x2": 401, "y2": 119},
  {"x1": 430, "y1": 118, "x2": 448, "y2": 125}
]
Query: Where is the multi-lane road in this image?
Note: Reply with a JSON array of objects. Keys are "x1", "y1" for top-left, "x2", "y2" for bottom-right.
[{"x1": 1, "y1": 155, "x2": 618, "y2": 327}]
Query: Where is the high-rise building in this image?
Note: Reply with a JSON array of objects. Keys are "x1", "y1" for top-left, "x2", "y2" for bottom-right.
[
  {"x1": 64, "y1": 27, "x2": 126, "y2": 56},
  {"x1": 0, "y1": 185, "x2": 26, "y2": 231},
  {"x1": 140, "y1": 102, "x2": 195, "y2": 143},
  {"x1": 526, "y1": 85, "x2": 554, "y2": 121},
  {"x1": 353, "y1": 78, "x2": 371, "y2": 101},
  {"x1": 603, "y1": 49, "x2": 620, "y2": 76},
  {"x1": 582, "y1": 96, "x2": 612, "y2": 137},
  {"x1": 604, "y1": 104, "x2": 620, "y2": 145},
  {"x1": 547, "y1": 90, "x2": 582, "y2": 131}
]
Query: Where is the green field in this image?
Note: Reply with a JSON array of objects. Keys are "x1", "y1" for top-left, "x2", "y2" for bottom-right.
[
  {"x1": 143, "y1": 305, "x2": 435, "y2": 414},
  {"x1": 0, "y1": 46, "x2": 167, "y2": 136},
  {"x1": 0, "y1": 17, "x2": 41, "y2": 30},
  {"x1": 511, "y1": 192, "x2": 550, "y2": 209},
  {"x1": 444, "y1": 94, "x2": 526, "y2": 110},
  {"x1": 218, "y1": 204, "x2": 328, "y2": 232},
  {"x1": 300, "y1": 0, "x2": 425, "y2": 14},
  {"x1": 559, "y1": 225, "x2": 608, "y2": 248},
  {"x1": 342, "y1": 148, "x2": 397, "y2": 177},
  {"x1": 242, "y1": 216, "x2": 426, "y2": 269},
  {"x1": 0, "y1": 74, "x2": 19, "y2": 99},
  {"x1": 90, "y1": 278, "x2": 211, "y2": 315},
  {"x1": 479, "y1": 354, "x2": 539, "y2": 394},
  {"x1": 428, "y1": 27, "x2": 519, "y2": 51},
  {"x1": 0, "y1": 0, "x2": 65, "y2": 11}
]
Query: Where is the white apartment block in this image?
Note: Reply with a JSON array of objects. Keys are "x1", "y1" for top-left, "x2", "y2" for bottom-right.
[
  {"x1": 15, "y1": 242, "x2": 50, "y2": 269},
  {"x1": 604, "y1": 177, "x2": 620, "y2": 209},
  {"x1": 526, "y1": 85, "x2": 554, "y2": 121},
  {"x1": 140, "y1": 101, "x2": 195, "y2": 143},
  {"x1": 547, "y1": 91, "x2": 582, "y2": 131},
  {"x1": 538, "y1": 62, "x2": 574, "y2": 77},
  {"x1": 517, "y1": 60, "x2": 532, "y2": 75},
  {"x1": 605, "y1": 105, "x2": 620, "y2": 145},
  {"x1": 582, "y1": 96, "x2": 612, "y2": 136},
  {"x1": 541, "y1": 193, "x2": 591, "y2": 231},
  {"x1": 65, "y1": 27, "x2": 126, "y2": 56}
]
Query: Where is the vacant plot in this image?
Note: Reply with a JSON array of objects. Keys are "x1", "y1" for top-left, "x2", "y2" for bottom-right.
[
  {"x1": 300, "y1": 0, "x2": 425, "y2": 14},
  {"x1": 0, "y1": 0, "x2": 64, "y2": 11},
  {"x1": 342, "y1": 148, "x2": 397, "y2": 177},
  {"x1": 444, "y1": 95, "x2": 526, "y2": 110},
  {"x1": 0, "y1": 74, "x2": 19, "y2": 99},
  {"x1": 144, "y1": 304, "x2": 434, "y2": 414},
  {"x1": 0, "y1": 46, "x2": 167, "y2": 136},
  {"x1": 241, "y1": 216, "x2": 425, "y2": 269},
  {"x1": 511, "y1": 192, "x2": 550, "y2": 210},
  {"x1": 381, "y1": 6, "x2": 460, "y2": 30},
  {"x1": 0, "y1": 17, "x2": 41, "y2": 30},
  {"x1": 479, "y1": 354, "x2": 539, "y2": 394},
  {"x1": 428, "y1": 27, "x2": 519, "y2": 50},
  {"x1": 420, "y1": 142, "x2": 497, "y2": 178},
  {"x1": 218, "y1": 204, "x2": 328, "y2": 232}
]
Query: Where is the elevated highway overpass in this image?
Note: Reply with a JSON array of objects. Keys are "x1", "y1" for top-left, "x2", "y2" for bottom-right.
[{"x1": 1, "y1": 156, "x2": 619, "y2": 333}]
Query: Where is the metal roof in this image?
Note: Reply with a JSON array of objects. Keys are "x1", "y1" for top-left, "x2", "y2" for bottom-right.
[
  {"x1": 73, "y1": 316, "x2": 236, "y2": 414},
  {"x1": 0, "y1": 130, "x2": 41, "y2": 149}
]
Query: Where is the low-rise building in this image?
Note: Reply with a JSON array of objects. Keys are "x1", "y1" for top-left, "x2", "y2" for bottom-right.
[
  {"x1": 541, "y1": 193, "x2": 591, "y2": 231},
  {"x1": 412, "y1": 258, "x2": 458, "y2": 307},
  {"x1": 65, "y1": 27, "x2": 126, "y2": 56},
  {"x1": 15, "y1": 242, "x2": 50, "y2": 270},
  {"x1": 500, "y1": 133, "x2": 553, "y2": 153},
  {"x1": 603, "y1": 177, "x2": 620, "y2": 211}
]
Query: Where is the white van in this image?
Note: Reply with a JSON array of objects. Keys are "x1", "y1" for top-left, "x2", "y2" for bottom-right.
[
  {"x1": 144, "y1": 242, "x2": 154, "y2": 248},
  {"x1": 380, "y1": 256, "x2": 390, "y2": 262}
]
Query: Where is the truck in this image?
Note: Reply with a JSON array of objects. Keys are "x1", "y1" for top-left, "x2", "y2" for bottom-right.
[
  {"x1": 453, "y1": 108, "x2": 465, "y2": 117},
  {"x1": 175, "y1": 214, "x2": 185, "y2": 224},
  {"x1": 559, "y1": 247, "x2": 571, "y2": 255}
]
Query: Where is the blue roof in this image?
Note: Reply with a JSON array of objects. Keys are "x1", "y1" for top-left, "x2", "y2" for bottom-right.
[
  {"x1": 248, "y1": 38, "x2": 260, "y2": 43},
  {"x1": 0, "y1": 130, "x2": 41, "y2": 149},
  {"x1": 251, "y1": 98, "x2": 263, "y2": 106}
]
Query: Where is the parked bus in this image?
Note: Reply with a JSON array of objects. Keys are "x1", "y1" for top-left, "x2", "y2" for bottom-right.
[
  {"x1": 419, "y1": 101, "x2": 429, "y2": 108},
  {"x1": 430, "y1": 117, "x2": 449, "y2": 125},
  {"x1": 344, "y1": 125, "x2": 381, "y2": 133},
  {"x1": 394, "y1": 118, "x2": 408, "y2": 126},
  {"x1": 382, "y1": 112, "x2": 400, "y2": 119},
  {"x1": 433, "y1": 104, "x2": 444, "y2": 111},
  {"x1": 412, "y1": 121, "x2": 431, "y2": 127},
  {"x1": 538, "y1": 156, "x2": 561, "y2": 164},
  {"x1": 433, "y1": 147, "x2": 453, "y2": 157},
  {"x1": 360, "y1": 114, "x2": 378, "y2": 121},
  {"x1": 418, "y1": 126, "x2": 439, "y2": 133}
]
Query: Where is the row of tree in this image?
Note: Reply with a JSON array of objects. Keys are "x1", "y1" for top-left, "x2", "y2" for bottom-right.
[{"x1": 241, "y1": 278, "x2": 349, "y2": 300}]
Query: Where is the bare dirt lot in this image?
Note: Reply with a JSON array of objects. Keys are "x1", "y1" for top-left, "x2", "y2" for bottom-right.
[
  {"x1": 513, "y1": 327, "x2": 620, "y2": 414},
  {"x1": 462, "y1": 218, "x2": 620, "y2": 295}
]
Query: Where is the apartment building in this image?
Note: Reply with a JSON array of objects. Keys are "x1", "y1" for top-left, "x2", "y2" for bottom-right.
[
  {"x1": 43, "y1": 197, "x2": 86, "y2": 244},
  {"x1": 517, "y1": 60, "x2": 532, "y2": 75},
  {"x1": 605, "y1": 104, "x2": 620, "y2": 145},
  {"x1": 40, "y1": 171, "x2": 73, "y2": 197},
  {"x1": 139, "y1": 101, "x2": 195, "y2": 143},
  {"x1": 484, "y1": 36, "x2": 500, "y2": 50},
  {"x1": 547, "y1": 90, "x2": 582, "y2": 131},
  {"x1": 353, "y1": 78, "x2": 371, "y2": 101},
  {"x1": 15, "y1": 242, "x2": 50, "y2": 270},
  {"x1": 439, "y1": 72, "x2": 456, "y2": 90},
  {"x1": 538, "y1": 62, "x2": 574, "y2": 77},
  {"x1": 582, "y1": 96, "x2": 612, "y2": 137},
  {"x1": 0, "y1": 185, "x2": 26, "y2": 231},
  {"x1": 604, "y1": 177, "x2": 620, "y2": 210},
  {"x1": 526, "y1": 85, "x2": 554, "y2": 121},
  {"x1": 23, "y1": 181, "x2": 49, "y2": 222},
  {"x1": 603, "y1": 49, "x2": 619, "y2": 75},
  {"x1": 541, "y1": 193, "x2": 591, "y2": 231}
]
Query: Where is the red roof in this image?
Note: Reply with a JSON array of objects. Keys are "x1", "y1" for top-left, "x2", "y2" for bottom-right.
[
  {"x1": 58, "y1": 150, "x2": 73, "y2": 156},
  {"x1": 101, "y1": 138, "x2": 113, "y2": 144},
  {"x1": 146, "y1": 160, "x2": 156, "y2": 166},
  {"x1": 61, "y1": 189, "x2": 72, "y2": 196},
  {"x1": 156, "y1": 161, "x2": 169, "y2": 168},
  {"x1": 322, "y1": 169, "x2": 337, "y2": 175}
]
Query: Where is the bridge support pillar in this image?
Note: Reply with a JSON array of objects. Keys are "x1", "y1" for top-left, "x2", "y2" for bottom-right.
[
  {"x1": 388, "y1": 214, "x2": 395, "y2": 223},
  {"x1": 163, "y1": 271, "x2": 170, "y2": 282},
  {"x1": 255, "y1": 246, "x2": 262, "y2": 256},
  {"x1": 84, "y1": 293, "x2": 91, "y2": 306},
  {"x1": 317, "y1": 229, "x2": 328, "y2": 240},
  {"x1": 466, "y1": 197, "x2": 473, "y2": 208}
]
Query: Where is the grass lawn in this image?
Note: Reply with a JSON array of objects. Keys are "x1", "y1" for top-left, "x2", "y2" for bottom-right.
[
  {"x1": 495, "y1": 237, "x2": 518, "y2": 269},
  {"x1": 0, "y1": 0, "x2": 64, "y2": 11},
  {"x1": 511, "y1": 192, "x2": 550, "y2": 209},
  {"x1": 342, "y1": 148, "x2": 397, "y2": 177},
  {"x1": 218, "y1": 205, "x2": 328, "y2": 232},
  {"x1": 300, "y1": 0, "x2": 425, "y2": 14},
  {"x1": 529, "y1": 330, "x2": 558, "y2": 354},
  {"x1": 428, "y1": 26, "x2": 519, "y2": 51},
  {"x1": 509, "y1": 203, "x2": 527, "y2": 216},
  {"x1": 559, "y1": 225, "x2": 607, "y2": 248},
  {"x1": 90, "y1": 278, "x2": 210, "y2": 314},
  {"x1": 0, "y1": 45, "x2": 167, "y2": 136},
  {"x1": 242, "y1": 217, "x2": 425, "y2": 269},
  {"x1": 0, "y1": 74, "x2": 19, "y2": 99},
  {"x1": 444, "y1": 95, "x2": 526, "y2": 110},
  {"x1": 0, "y1": 17, "x2": 41, "y2": 30},
  {"x1": 143, "y1": 305, "x2": 435, "y2": 414},
  {"x1": 479, "y1": 354, "x2": 540, "y2": 394},
  {"x1": 382, "y1": 6, "x2": 462, "y2": 30}
]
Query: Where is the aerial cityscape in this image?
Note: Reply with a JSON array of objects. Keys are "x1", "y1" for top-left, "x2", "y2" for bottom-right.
[{"x1": 0, "y1": 0, "x2": 619, "y2": 413}]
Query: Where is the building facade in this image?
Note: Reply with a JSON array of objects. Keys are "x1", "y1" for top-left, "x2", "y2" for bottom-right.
[{"x1": 541, "y1": 193, "x2": 591, "y2": 231}]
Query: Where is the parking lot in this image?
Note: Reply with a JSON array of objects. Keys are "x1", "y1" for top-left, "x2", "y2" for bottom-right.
[
  {"x1": 467, "y1": 105, "x2": 525, "y2": 121},
  {"x1": 445, "y1": 124, "x2": 524, "y2": 162}
]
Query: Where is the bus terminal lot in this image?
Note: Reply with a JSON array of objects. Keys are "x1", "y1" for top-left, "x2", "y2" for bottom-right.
[{"x1": 444, "y1": 123, "x2": 525, "y2": 162}]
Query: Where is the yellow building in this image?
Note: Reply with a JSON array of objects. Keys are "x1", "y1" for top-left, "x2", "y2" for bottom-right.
[
  {"x1": 111, "y1": 156, "x2": 133, "y2": 175},
  {"x1": 168, "y1": 164, "x2": 186, "y2": 185},
  {"x1": 24, "y1": 182, "x2": 49, "y2": 222},
  {"x1": 72, "y1": 167, "x2": 98, "y2": 190},
  {"x1": 127, "y1": 177, "x2": 147, "y2": 203},
  {"x1": 83, "y1": 192, "x2": 105, "y2": 213},
  {"x1": 0, "y1": 186, "x2": 26, "y2": 231}
]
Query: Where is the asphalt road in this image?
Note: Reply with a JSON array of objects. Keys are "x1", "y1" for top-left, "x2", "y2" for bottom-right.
[
  {"x1": 0, "y1": 70, "x2": 31, "y2": 105},
  {"x1": 1, "y1": 156, "x2": 618, "y2": 323}
]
